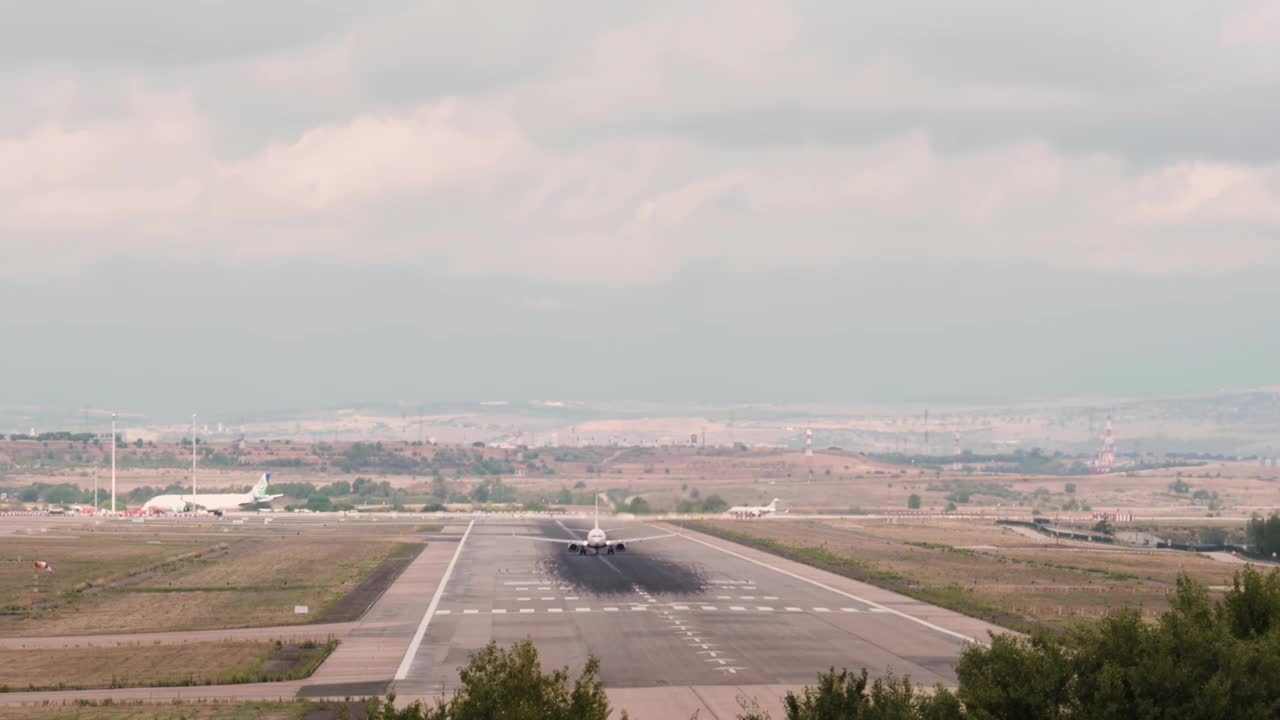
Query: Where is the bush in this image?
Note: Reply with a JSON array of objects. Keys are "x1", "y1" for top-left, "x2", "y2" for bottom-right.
[
  {"x1": 955, "y1": 567, "x2": 1280, "y2": 719},
  {"x1": 305, "y1": 495, "x2": 334, "y2": 512},
  {"x1": 1247, "y1": 513, "x2": 1280, "y2": 556},
  {"x1": 907, "y1": 494, "x2": 922, "y2": 510},
  {"x1": 366, "y1": 640, "x2": 621, "y2": 719},
  {"x1": 778, "y1": 668, "x2": 962, "y2": 720}
]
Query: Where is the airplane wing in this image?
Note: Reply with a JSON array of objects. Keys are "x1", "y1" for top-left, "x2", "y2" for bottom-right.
[
  {"x1": 513, "y1": 534, "x2": 577, "y2": 544},
  {"x1": 608, "y1": 533, "x2": 675, "y2": 545}
]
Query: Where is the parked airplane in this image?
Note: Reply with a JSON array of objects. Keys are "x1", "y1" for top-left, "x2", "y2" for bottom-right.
[
  {"x1": 519, "y1": 495, "x2": 673, "y2": 555},
  {"x1": 726, "y1": 498, "x2": 783, "y2": 518},
  {"x1": 140, "y1": 474, "x2": 283, "y2": 515}
]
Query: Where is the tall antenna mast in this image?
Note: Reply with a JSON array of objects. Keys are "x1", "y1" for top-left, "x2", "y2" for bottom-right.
[
  {"x1": 110, "y1": 412, "x2": 117, "y2": 513},
  {"x1": 953, "y1": 432, "x2": 961, "y2": 472},
  {"x1": 191, "y1": 413, "x2": 198, "y2": 499},
  {"x1": 1093, "y1": 416, "x2": 1116, "y2": 474}
]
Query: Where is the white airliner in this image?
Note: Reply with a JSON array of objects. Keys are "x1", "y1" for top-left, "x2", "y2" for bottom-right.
[
  {"x1": 726, "y1": 498, "x2": 783, "y2": 518},
  {"x1": 141, "y1": 474, "x2": 283, "y2": 515},
  {"x1": 519, "y1": 495, "x2": 673, "y2": 555}
]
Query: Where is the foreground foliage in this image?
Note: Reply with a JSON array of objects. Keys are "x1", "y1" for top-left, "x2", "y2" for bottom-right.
[
  {"x1": 760, "y1": 565, "x2": 1280, "y2": 720},
  {"x1": 368, "y1": 640, "x2": 621, "y2": 720}
]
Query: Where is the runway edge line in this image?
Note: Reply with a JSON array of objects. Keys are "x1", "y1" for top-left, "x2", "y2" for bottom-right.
[
  {"x1": 394, "y1": 518, "x2": 475, "y2": 681},
  {"x1": 659, "y1": 524, "x2": 980, "y2": 646}
]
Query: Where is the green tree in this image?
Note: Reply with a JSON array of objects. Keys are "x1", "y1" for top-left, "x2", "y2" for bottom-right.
[
  {"x1": 779, "y1": 668, "x2": 963, "y2": 720},
  {"x1": 305, "y1": 495, "x2": 334, "y2": 512},
  {"x1": 700, "y1": 495, "x2": 729, "y2": 513},
  {"x1": 627, "y1": 497, "x2": 651, "y2": 514},
  {"x1": 907, "y1": 494, "x2": 922, "y2": 510},
  {"x1": 369, "y1": 640, "x2": 621, "y2": 720},
  {"x1": 1246, "y1": 513, "x2": 1280, "y2": 557}
]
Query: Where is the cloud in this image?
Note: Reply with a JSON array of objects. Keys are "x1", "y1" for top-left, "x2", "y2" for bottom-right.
[{"x1": 2, "y1": 1, "x2": 1279, "y2": 286}]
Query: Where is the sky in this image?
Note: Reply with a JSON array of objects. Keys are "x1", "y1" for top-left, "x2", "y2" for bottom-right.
[{"x1": 2, "y1": 1, "x2": 1279, "y2": 419}]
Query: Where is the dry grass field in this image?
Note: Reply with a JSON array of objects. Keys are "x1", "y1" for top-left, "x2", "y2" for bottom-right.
[
  {"x1": 0, "y1": 701, "x2": 306, "y2": 720},
  {"x1": 686, "y1": 517, "x2": 1245, "y2": 630},
  {"x1": 0, "y1": 640, "x2": 308, "y2": 691},
  {"x1": 0, "y1": 537, "x2": 226, "y2": 613},
  {"x1": 0, "y1": 525, "x2": 417, "y2": 637}
]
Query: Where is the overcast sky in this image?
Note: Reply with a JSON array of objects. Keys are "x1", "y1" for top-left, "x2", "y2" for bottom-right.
[{"x1": 2, "y1": 2, "x2": 1279, "y2": 419}]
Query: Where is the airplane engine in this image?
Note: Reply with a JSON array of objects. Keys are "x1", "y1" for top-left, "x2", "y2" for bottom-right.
[
  {"x1": 613, "y1": 542, "x2": 625, "y2": 553},
  {"x1": 567, "y1": 543, "x2": 580, "y2": 553}
]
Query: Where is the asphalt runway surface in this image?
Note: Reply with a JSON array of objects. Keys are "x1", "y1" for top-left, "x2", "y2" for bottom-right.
[{"x1": 394, "y1": 517, "x2": 973, "y2": 694}]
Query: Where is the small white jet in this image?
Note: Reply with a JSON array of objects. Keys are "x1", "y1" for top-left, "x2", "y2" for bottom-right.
[
  {"x1": 519, "y1": 495, "x2": 673, "y2": 556},
  {"x1": 141, "y1": 474, "x2": 283, "y2": 515},
  {"x1": 726, "y1": 498, "x2": 783, "y2": 518}
]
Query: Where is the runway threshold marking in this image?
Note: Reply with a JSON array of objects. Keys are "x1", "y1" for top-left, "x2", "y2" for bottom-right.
[
  {"x1": 394, "y1": 518, "x2": 475, "y2": 681},
  {"x1": 664, "y1": 525, "x2": 979, "y2": 645}
]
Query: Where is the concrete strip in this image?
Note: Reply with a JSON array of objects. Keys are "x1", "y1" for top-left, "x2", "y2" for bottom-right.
[{"x1": 394, "y1": 519, "x2": 474, "y2": 680}]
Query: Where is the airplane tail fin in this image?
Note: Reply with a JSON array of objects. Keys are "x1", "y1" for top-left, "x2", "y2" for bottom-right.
[
  {"x1": 769, "y1": 498, "x2": 780, "y2": 509},
  {"x1": 594, "y1": 493, "x2": 599, "y2": 529},
  {"x1": 251, "y1": 473, "x2": 271, "y2": 498}
]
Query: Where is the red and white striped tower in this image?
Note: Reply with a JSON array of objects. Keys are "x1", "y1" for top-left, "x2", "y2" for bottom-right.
[
  {"x1": 953, "y1": 432, "x2": 961, "y2": 471},
  {"x1": 1093, "y1": 416, "x2": 1116, "y2": 474},
  {"x1": 804, "y1": 428, "x2": 813, "y2": 457}
]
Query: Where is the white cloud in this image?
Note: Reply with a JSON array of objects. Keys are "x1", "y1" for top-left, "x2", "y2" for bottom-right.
[
  {"x1": 226, "y1": 99, "x2": 527, "y2": 212},
  {"x1": 2, "y1": 1, "x2": 1279, "y2": 284}
]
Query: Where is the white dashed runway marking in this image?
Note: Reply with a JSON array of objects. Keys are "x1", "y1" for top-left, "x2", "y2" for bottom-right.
[{"x1": 435, "y1": 605, "x2": 877, "y2": 617}]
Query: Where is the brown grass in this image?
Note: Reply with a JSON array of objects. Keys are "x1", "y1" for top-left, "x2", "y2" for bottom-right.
[
  {"x1": 0, "y1": 700, "x2": 306, "y2": 719},
  {"x1": 0, "y1": 532, "x2": 408, "y2": 637},
  {"x1": 0, "y1": 641, "x2": 270, "y2": 691},
  {"x1": 0, "y1": 537, "x2": 225, "y2": 611},
  {"x1": 689, "y1": 517, "x2": 1242, "y2": 630}
]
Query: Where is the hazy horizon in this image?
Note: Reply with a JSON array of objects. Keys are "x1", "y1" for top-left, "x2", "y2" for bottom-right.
[{"x1": 3, "y1": 3, "x2": 1278, "y2": 416}]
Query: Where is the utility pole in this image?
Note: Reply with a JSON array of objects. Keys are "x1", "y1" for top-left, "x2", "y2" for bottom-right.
[{"x1": 110, "y1": 412, "x2": 117, "y2": 513}]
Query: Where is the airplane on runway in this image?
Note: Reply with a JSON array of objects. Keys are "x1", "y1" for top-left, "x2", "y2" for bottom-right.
[
  {"x1": 726, "y1": 498, "x2": 784, "y2": 518},
  {"x1": 519, "y1": 495, "x2": 673, "y2": 555},
  {"x1": 140, "y1": 473, "x2": 283, "y2": 515}
]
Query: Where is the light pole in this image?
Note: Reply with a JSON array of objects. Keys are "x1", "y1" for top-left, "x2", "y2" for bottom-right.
[{"x1": 110, "y1": 412, "x2": 117, "y2": 513}]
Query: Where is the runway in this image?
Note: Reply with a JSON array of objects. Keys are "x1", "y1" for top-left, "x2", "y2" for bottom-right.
[
  {"x1": 0, "y1": 513, "x2": 1006, "y2": 717},
  {"x1": 394, "y1": 517, "x2": 985, "y2": 696}
]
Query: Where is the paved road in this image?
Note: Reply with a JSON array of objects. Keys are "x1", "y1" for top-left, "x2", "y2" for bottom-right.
[{"x1": 393, "y1": 518, "x2": 993, "y2": 697}]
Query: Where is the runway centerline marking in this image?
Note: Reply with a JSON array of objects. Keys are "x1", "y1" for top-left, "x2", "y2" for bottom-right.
[
  {"x1": 394, "y1": 518, "x2": 474, "y2": 681},
  {"x1": 664, "y1": 524, "x2": 978, "y2": 644}
]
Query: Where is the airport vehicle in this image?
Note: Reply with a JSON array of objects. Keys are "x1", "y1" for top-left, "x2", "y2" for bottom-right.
[
  {"x1": 520, "y1": 495, "x2": 672, "y2": 555},
  {"x1": 726, "y1": 498, "x2": 783, "y2": 518},
  {"x1": 140, "y1": 473, "x2": 283, "y2": 515}
]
